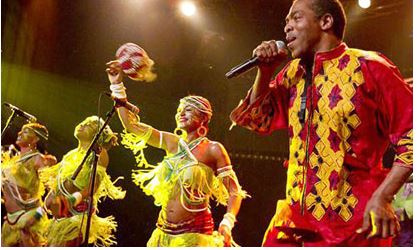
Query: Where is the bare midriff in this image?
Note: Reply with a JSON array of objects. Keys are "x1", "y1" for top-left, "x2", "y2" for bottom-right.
[{"x1": 162, "y1": 195, "x2": 209, "y2": 224}]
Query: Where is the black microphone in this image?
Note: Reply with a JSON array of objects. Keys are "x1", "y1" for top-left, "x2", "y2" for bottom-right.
[
  {"x1": 104, "y1": 92, "x2": 140, "y2": 114},
  {"x1": 3, "y1": 102, "x2": 37, "y2": 122},
  {"x1": 225, "y1": 40, "x2": 287, "y2": 79}
]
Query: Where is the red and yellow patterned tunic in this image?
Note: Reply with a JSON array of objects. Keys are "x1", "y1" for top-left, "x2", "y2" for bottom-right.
[{"x1": 230, "y1": 43, "x2": 413, "y2": 246}]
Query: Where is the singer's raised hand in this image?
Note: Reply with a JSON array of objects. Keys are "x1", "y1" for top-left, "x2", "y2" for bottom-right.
[{"x1": 106, "y1": 60, "x2": 124, "y2": 84}]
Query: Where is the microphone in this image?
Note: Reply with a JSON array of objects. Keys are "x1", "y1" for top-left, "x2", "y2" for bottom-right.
[
  {"x1": 225, "y1": 40, "x2": 287, "y2": 79},
  {"x1": 104, "y1": 92, "x2": 140, "y2": 114},
  {"x1": 3, "y1": 102, "x2": 37, "y2": 122}
]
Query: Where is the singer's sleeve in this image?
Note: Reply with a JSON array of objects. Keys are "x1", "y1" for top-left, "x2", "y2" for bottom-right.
[
  {"x1": 362, "y1": 52, "x2": 413, "y2": 169},
  {"x1": 230, "y1": 67, "x2": 290, "y2": 135}
]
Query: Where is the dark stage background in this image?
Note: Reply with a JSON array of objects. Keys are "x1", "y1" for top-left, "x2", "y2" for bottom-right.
[{"x1": 1, "y1": 0, "x2": 412, "y2": 246}]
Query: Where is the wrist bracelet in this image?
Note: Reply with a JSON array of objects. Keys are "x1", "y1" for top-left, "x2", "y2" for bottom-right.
[
  {"x1": 72, "y1": 191, "x2": 83, "y2": 205},
  {"x1": 34, "y1": 207, "x2": 44, "y2": 220},
  {"x1": 220, "y1": 218, "x2": 233, "y2": 231},
  {"x1": 68, "y1": 195, "x2": 76, "y2": 205},
  {"x1": 220, "y1": 212, "x2": 236, "y2": 230},
  {"x1": 110, "y1": 82, "x2": 127, "y2": 99},
  {"x1": 224, "y1": 212, "x2": 236, "y2": 222}
]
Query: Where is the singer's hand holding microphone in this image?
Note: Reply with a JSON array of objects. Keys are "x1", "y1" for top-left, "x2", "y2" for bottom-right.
[
  {"x1": 254, "y1": 40, "x2": 288, "y2": 66},
  {"x1": 226, "y1": 40, "x2": 288, "y2": 78}
]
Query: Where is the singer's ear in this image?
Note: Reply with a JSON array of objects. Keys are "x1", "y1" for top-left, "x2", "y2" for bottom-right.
[{"x1": 319, "y1": 13, "x2": 334, "y2": 32}]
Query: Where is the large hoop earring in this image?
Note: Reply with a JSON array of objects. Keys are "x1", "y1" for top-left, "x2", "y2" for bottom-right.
[
  {"x1": 174, "y1": 127, "x2": 187, "y2": 141},
  {"x1": 197, "y1": 126, "x2": 207, "y2": 137}
]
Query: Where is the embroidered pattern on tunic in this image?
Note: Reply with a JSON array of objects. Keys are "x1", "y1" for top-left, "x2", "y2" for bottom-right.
[
  {"x1": 230, "y1": 46, "x2": 412, "y2": 224},
  {"x1": 285, "y1": 60, "x2": 306, "y2": 204},
  {"x1": 284, "y1": 50, "x2": 372, "y2": 221},
  {"x1": 230, "y1": 43, "x2": 413, "y2": 245},
  {"x1": 395, "y1": 130, "x2": 413, "y2": 166}
]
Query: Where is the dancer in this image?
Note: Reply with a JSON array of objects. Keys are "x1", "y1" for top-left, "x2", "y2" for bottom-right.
[
  {"x1": 392, "y1": 174, "x2": 413, "y2": 246},
  {"x1": 106, "y1": 61, "x2": 248, "y2": 247},
  {"x1": 230, "y1": 0, "x2": 412, "y2": 246},
  {"x1": 40, "y1": 116, "x2": 126, "y2": 246},
  {"x1": 1, "y1": 123, "x2": 57, "y2": 246}
]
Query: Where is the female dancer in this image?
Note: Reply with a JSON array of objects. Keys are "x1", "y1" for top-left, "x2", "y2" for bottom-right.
[
  {"x1": 1, "y1": 123, "x2": 57, "y2": 246},
  {"x1": 41, "y1": 116, "x2": 125, "y2": 246},
  {"x1": 106, "y1": 61, "x2": 248, "y2": 246}
]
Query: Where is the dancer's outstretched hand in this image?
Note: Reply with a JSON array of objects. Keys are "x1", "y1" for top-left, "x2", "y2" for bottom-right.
[{"x1": 106, "y1": 60, "x2": 123, "y2": 84}]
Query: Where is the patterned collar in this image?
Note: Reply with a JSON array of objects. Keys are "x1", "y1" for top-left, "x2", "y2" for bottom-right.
[
  {"x1": 297, "y1": 42, "x2": 348, "y2": 76},
  {"x1": 314, "y1": 42, "x2": 347, "y2": 62}
]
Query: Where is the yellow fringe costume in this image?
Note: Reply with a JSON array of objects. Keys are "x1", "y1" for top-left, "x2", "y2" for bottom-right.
[
  {"x1": 40, "y1": 148, "x2": 126, "y2": 246},
  {"x1": 1, "y1": 151, "x2": 49, "y2": 246},
  {"x1": 122, "y1": 131, "x2": 248, "y2": 247},
  {"x1": 147, "y1": 228, "x2": 225, "y2": 247}
]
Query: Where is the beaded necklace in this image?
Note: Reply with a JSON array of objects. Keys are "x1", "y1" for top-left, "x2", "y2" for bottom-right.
[{"x1": 16, "y1": 149, "x2": 40, "y2": 163}]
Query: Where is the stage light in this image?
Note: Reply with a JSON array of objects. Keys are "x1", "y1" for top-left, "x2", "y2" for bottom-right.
[
  {"x1": 180, "y1": 1, "x2": 196, "y2": 16},
  {"x1": 358, "y1": 0, "x2": 371, "y2": 9}
]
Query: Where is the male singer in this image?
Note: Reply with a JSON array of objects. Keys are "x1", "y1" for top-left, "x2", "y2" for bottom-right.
[{"x1": 230, "y1": 0, "x2": 412, "y2": 246}]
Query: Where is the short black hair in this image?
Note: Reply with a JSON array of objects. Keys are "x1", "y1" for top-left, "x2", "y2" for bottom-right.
[{"x1": 309, "y1": 0, "x2": 347, "y2": 40}]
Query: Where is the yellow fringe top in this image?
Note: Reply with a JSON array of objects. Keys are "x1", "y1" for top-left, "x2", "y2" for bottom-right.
[
  {"x1": 1, "y1": 151, "x2": 45, "y2": 206},
  {"x1": 121, "y1": 132, "x2": 247, "y2": 212},
  {"x1": 39, "y1": 148, "x2": 125, "y2": 205}
]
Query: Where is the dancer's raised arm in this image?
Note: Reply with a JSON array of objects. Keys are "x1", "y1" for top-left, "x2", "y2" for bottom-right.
[{"x1": 106, "y1": 60, "x2": 179, "y2": 154}]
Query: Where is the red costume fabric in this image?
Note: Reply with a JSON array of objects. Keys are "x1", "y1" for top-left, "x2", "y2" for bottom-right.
[
  {"x1": 156, "y1": 209, "x2": 214, "y2": 235},
  {"x1": 230, "y1": 43, "x2": 413, "y2": 246}
]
